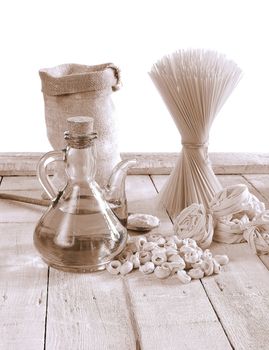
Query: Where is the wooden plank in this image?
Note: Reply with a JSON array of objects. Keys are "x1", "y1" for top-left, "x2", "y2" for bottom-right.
[
  {"x1": 0, "y1": 222, "x2": 48, "y2": 350},
  {"x1": 0, "y1": 177, "x2": 45, "y2": 223},
  {"x1": 1, "y1": 176, "x2": 43, "y2": 190},
  {"x1": 126, "y1": 272, "x2": 232, "y2": 350},
  {"x1": 125, "y1": 175, "x2": 232, "y2": 349},
  {"x1": 46, "y1": 272, "x2": 137, "y2": 350},
  {"x1": 210, "y1": 152, "x2": 269, "y2": 175},
  {"x1": 153, "y1": 174, "x2": 269, "y2": 349},
  {"x1": 1, "y1": 152, "x2": 269, "y2": 176},
  {"x1": 0, "y1": 198, "x2": 45, "y2": 223},
  {"x1": 0, "y1": 153, "x2": 44, "y2": 176},
  {"x1": 204, "y1": 242, "x2": 269, "y2": 350},
  {"x1": 243, "y1": 174, "x2": 269, "y2": 204}
]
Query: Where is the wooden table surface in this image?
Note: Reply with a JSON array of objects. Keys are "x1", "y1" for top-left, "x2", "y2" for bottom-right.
[{"x1": 1, "y1": 173, "x2": 269, "y2": 350}]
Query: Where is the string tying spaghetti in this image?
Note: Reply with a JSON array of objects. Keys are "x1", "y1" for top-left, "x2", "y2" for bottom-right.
[{"x1": 182, "y1": 142, "x2": 208, "y2": 149}]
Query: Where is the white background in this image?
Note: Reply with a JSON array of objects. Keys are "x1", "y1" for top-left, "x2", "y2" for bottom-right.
[{"x1": 0, "y1": 0, "x2": 268, "y2": 152}]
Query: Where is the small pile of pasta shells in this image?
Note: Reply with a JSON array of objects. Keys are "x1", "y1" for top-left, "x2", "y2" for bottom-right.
[{"x1": 106, "y1": 234, "x2": 228, "y2": 283}]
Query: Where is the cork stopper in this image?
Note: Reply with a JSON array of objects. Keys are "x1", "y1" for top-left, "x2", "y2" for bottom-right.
[{"x1": 67, "y1": 116, "x2": 94, "y2": 136}]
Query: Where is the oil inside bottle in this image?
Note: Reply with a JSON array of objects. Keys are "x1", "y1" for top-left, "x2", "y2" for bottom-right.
[{"x1": 34, "y1": 196, "x2": 127, "y2": 272}]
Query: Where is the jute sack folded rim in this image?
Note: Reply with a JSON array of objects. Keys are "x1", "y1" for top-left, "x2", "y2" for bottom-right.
[{"x1": 39, "y1": 62, "x2": 121, "y2": 96}]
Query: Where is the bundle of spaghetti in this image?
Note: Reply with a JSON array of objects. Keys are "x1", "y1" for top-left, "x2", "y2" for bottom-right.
[{"x1": 150, "y1": 49, "x2": 242, "y2": 218}]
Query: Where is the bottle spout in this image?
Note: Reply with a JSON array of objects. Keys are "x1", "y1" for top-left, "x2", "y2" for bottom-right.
[
  {"x1": 106, "y1": 159, "x2": 137, "y2": 194},
  {"x1": 104, "y1": 159, "x2": 137, "y2": 225}
]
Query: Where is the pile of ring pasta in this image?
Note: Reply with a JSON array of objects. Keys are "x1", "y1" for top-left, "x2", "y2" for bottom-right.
[{"x1": 106, "y1": 235, "x2": 229, "y2": 283}]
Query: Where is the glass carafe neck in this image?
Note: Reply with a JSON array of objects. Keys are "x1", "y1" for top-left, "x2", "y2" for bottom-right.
[{"x1": 65, "y1": 139, "x2": 97, "y2": 183}]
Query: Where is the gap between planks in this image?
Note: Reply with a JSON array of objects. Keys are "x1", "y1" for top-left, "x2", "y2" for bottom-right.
[{"x1": 43, "y1": 268, "x2": 50, "y2": 350}]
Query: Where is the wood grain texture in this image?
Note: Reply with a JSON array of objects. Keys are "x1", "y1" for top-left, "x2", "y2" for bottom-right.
[
  {"x1": 0, "y1": 177, "x2": 45, "y2": 223},
  {"x1": 205, "y1": 242, "x2": 269, "y2": 350},
  {"x1": 0, "y1": 153, "x2": 43, "y2": 176},
  {"x1": 0, "y1": 222, "x2": 48, "y2": 350},
  {"x1": 217, "y1": 174, "x2": 266, "y2": 203},
  {"x1": 46, "y1": 272, "x2": 137, "y2": 350},
  {"x1": 126, "y1": 273, "x2": 232, "y2": 350},
  {"x1": 126, "y1": 152, "x2": 269, "y2": 175},
  {"x1": 1, "y1": 152, "x2": 269, "y2": 175},
  {"x1": 1, "y1": 176, "x2": 43, "y2": 190},
  {"x1": 0, "y1": 177, "x2": 48, "y2": 349},
  {"x1": 243, "y1": 174, "x2": 269, "y2": 203},
  {"x1": 126, "y1": 175, "x2": 232, "y2": 350}
]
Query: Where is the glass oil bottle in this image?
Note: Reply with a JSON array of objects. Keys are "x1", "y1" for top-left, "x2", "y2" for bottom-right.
[{"x1": 34, "y1": 116, "x2": 128, "y2": 272}]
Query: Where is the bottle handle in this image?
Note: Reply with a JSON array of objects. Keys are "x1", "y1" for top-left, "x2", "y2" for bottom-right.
[{"x1": 37, "y1": 150, "x2": 66, "y2": 200}]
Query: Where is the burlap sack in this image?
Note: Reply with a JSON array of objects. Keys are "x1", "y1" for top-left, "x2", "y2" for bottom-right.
[{"x1": 39, "y1": 63, "x2": 121, "y2": 187}]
